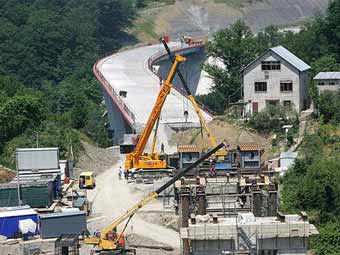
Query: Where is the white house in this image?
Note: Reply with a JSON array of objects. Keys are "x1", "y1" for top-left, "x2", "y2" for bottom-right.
[
  {"x1": 241, "y1": 46, "x2": 310, "y2": 115},
  {"x1": 313, "y1": 72, "x2": 340, "y2": 95}
]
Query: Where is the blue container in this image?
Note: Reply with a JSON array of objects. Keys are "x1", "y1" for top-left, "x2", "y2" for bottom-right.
[{"x1": 0, "y1": 207, "x2": 39, "y2": 238}]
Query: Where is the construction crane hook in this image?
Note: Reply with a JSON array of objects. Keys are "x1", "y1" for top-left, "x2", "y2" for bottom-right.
[{"x1": 184, "y1": 110, "x2": 189, "y2": 122}]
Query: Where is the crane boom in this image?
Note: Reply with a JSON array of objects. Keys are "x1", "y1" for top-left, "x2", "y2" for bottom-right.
[
  {"x1": 125, "y1": 54, "x2": 187, "y2": 170},
  {"x1": 160, "y1": 39, "x2": 223, "y2": 152},
  {"x1": 85, "y1": 141, "x2": 226, "y2": 252}
]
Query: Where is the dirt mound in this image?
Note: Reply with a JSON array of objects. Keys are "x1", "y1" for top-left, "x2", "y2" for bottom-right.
[
  {"x1": 75, "y1": 141, "x2": 119, "y2": 177},
  {"x1": 0, "y1": 166, "x2": 15, "y2": 183},
  {"x1": 136, "y1": 0, "x2": 329, "y2": 41},
  {"x1": 171, "y1": 119, "x2": 267, "y2": 150}
]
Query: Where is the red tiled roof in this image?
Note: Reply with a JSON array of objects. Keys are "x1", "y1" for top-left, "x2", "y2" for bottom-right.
[
  {"x1": 238, "y1": 143, "x2": 262, "y2": 151},
  {"x1": 177, "y1": 144, "x2": 200, "y2": 153}
]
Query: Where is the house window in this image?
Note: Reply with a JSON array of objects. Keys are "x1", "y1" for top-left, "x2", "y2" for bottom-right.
[
  {"x1": 283, "y1": 100, "x2": 291, "y2": 107},
  {"x1": 264, "y1": 71, "x2": 269, "y2": 80},
  {"x1": 266, "y1": 100, "x2": 279, "y2": 107},
  {"x1": 318, "y1": 82, "x2": 324, "y2": 86},
  {"x1": 254, "y1": 82, "x2": 267, "y2": 92},
  {"x1": 261, "y1": 61, "x2": 281, "y2": 71},
  {"x1": 329, "y1": 81, "x2": 335, "y2": 85},
  {"x1": 280, "y1": 81, "x2": 293, "y2": 92}
]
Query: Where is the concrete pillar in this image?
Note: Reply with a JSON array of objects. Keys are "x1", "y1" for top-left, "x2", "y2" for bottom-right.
[
  {"x1": 197, "y1": 190, "x2": 206, "y2": 215},
  {"x1": 181, "y1": 192, "x2": 190, "y2": 227},
  {"x1": 182, "y1": 239, "x2": 190, "y2": 255},
  {"x1": 181, "y1": 191, "x2": 190, "y2": 255}
]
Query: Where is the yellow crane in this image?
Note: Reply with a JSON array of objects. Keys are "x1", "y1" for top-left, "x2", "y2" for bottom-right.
[
  {"x1": 160, "y1": 39, "x2": 227, "y2": 158},
  {"x1": 84, "y1": 142, "x2": 226, "y2": 254},
  {"x1": 124, "y1": 50, "x2": 187, "y2": 172}
]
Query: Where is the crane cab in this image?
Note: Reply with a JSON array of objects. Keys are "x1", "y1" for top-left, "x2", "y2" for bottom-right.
[{"x1": 79, "y1": 171, "x2": 96, "y2": 189}]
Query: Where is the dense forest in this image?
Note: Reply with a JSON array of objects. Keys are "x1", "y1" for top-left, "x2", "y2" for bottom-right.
[
  {"x1": 0, "y1": 0, "x2": 144, "y2": 166},
  {"x1": 203, "y1": 1, "x2": 340, "y2": 253}
]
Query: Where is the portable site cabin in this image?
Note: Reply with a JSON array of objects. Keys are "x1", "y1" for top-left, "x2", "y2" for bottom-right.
[
  {"x1": 39, "y1": 211, "x2": 86, "y2": 239},
  {"x1": 0, "y1": 206, "x2": 38, "y2": 238}
]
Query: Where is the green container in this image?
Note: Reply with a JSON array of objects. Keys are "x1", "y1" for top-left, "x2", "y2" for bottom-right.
[{"x1": 0, "y1": 181, "x2": 55, "y2": 208}]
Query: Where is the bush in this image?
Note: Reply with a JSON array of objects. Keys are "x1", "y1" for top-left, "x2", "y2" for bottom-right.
[
  {"x1": 311, "y1": 221, "x2": 340, "y2": 255},
  {"x1": 248, "y1": 105, "x2": 299, "y2": 133},
  {"x1": 318, "y1": 91, "x2": 340, "y2": 123}
]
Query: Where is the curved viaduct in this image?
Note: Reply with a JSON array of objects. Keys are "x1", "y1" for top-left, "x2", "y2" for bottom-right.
[{"x1": 93, "y1": 42, "x2": 213, "y2": 146}]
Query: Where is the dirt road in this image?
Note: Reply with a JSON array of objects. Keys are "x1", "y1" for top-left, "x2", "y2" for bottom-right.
[{"x1": 85, "y1": 154, "x2": 180, "y2": 253}]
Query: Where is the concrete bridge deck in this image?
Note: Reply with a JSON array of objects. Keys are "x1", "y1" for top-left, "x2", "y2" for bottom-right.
[{"x1": 94, "y1": 42, "x2": 213, "y2": 144}]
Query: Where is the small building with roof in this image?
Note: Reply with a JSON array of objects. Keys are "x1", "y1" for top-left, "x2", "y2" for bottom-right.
[
  {"x1": 238, "y1": 143, "x2": 262, "y2": 169},
  {"x1": 177, "y1": 144, "x2": 200, "y2": 169},
  {"x1": 241, "y1": 46, "x2": 310, "y2": 115},
  {"x1": 313, "y1": 71, "x2": 340, "y2": 94}
]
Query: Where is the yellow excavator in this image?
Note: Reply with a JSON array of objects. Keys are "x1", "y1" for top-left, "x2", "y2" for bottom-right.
[
  {"x1": 84, "y1": 142, "x2": 226, "y2": 254},
  {"x1": 124, "y1": 44, "x2": 187, "y2": 173},
  {"x1": 160, "y1": 39, "x2": 227, "y2": 158}
]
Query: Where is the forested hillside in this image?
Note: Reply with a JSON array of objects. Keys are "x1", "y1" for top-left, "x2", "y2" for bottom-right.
[{"x1": 0, "y1": 0, "x2": 140, "y2": 166}]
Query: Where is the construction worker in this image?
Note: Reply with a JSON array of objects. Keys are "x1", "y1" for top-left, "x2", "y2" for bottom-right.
[
  {"x1": 209, "y1": 159, "x2": 216, "y2": 177},
  {"x1": 161, "y1": 143, "x2": 165, "y2": 153},
  {"x1": 94, "y1": 229, "x2": 100, "y2": 238},
  {"x1": 118, "y1": 166, "x2": 122, "y2": 180}
]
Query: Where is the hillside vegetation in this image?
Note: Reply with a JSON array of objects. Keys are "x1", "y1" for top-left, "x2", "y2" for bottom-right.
[
  {"x1": 203, "y1": 1, "x2": 340, "y2": 253},
  {"x1": 0, "y1": 0, "x2": 141, "y2": 167}
]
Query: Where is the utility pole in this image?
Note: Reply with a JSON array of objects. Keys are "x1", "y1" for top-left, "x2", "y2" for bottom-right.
[
  {"x1": 36, "y1": 131, "x2": 39, "y2": 148},
  {"x1": 15, "y1": 151, "x2": 22, "y2": 206}
]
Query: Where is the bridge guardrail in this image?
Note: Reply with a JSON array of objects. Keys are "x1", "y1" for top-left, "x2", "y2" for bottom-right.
[
  {"x1": 93, "y1": 42, "x2": 214, "y2": 129},
  {"x1": 93, "y1": 60, "x2": 136, "y2": 126}
]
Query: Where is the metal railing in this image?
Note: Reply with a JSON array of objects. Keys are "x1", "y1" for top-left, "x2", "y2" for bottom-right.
[{"x1": 94, "y1": 41, "x2": 213, "y2": 128}]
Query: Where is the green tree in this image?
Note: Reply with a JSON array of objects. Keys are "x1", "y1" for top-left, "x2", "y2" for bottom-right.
[
  {"x1": 0, "y1": 95, "x2": 44, "y2": 145},
  {"x1": 311, "y1": 55, "x2": 340, "y2": 76},
  {"x1": 318, "y1": 91, "x2": 340, "y2": 123},
  {"x1": 311, "y1": 222, "x2": 340, "y2": 255},
  {"x1": 202, "y1": 20, "x2": 259, "y2": 113}
]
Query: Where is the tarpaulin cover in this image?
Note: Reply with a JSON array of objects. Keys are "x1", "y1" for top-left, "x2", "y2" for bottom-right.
[{"x1": 19, "y1": 219, "x2": 37, "y2": 234}]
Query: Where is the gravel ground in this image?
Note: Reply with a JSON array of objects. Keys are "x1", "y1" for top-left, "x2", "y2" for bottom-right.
[{"x1": 81, "y1": 153, "x2": 180, "y2": 255}]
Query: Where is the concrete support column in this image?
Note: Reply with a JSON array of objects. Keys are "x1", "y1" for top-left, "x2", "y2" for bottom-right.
[
  {"x1": 181, "y1": 192, "x2": 190, "y2": 227},
  {"x1": 181, "y1": 191, "x2": 190, "y2": 255},
  {"x1": 197, "y1": 190, "x2": 206, "y2": 215}
]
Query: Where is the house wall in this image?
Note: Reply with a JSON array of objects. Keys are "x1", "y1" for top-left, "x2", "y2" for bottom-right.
[
  {"x1": 316, "y1": 79, "x2": 340, "y2": 94},
  {"x1": 299, "y1": 71, "x2": 309, "y2": 111},
  {"x1": 243, "y1": 53, "x2": 303, "y2": 115}
]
